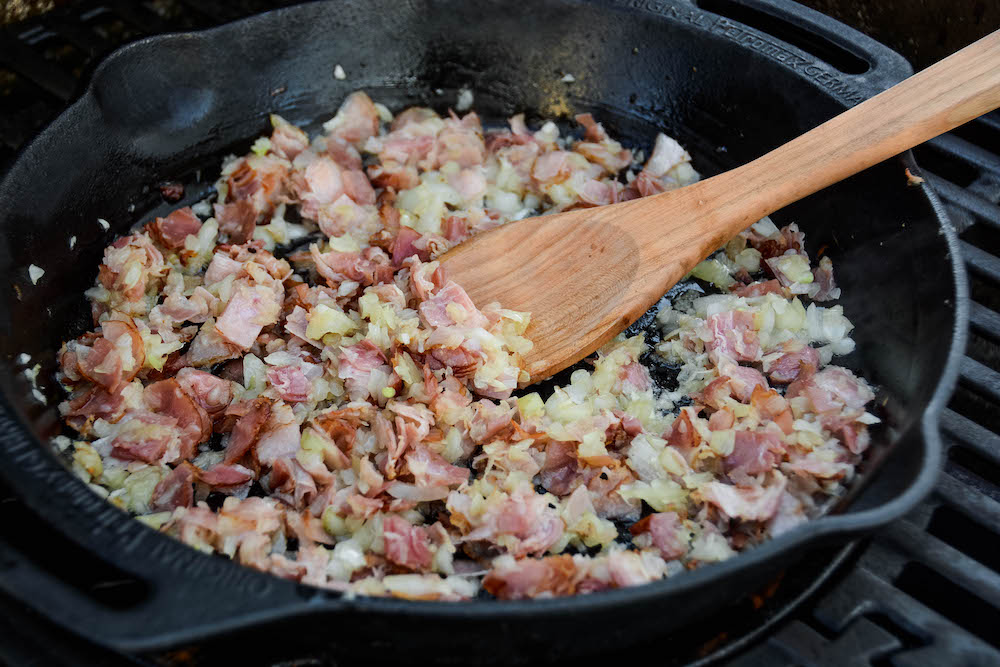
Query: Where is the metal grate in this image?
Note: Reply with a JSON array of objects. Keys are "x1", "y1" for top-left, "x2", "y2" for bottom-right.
[{"x1": 2, "y1": 3, "x2": 1000, "y2": 666}]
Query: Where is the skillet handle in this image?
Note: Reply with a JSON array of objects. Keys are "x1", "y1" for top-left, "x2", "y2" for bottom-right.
[
  {"x1": 0, "y1": 464, "x2": 328, "y2": 653},
  {"x1": 695, "y1": 0, "x2": 914, "y2": 95}
]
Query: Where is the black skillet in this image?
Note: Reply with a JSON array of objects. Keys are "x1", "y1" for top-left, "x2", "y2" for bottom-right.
[{"x1": 0, "y1": 0, "x2": 967, "y2": 662}]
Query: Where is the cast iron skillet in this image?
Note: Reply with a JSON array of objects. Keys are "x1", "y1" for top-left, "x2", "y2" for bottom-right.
[{"x1": 0, "y1": 0, "x2": 967, "y2": 662}]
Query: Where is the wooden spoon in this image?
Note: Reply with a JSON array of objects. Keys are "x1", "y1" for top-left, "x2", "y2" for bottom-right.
[{"x1": 440, "y1": 30, "x2": 1000, "y2": 385}]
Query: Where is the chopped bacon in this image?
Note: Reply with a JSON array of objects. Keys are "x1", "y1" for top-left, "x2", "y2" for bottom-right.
[
  {"x1": 149, "y1": 207, "x2": 201, "y2": 249},
  {"x1": 269, "y1": 457, "x2": 318, "y2": 509},
  {"x1": 199, "y1": 463, "x2": 254, "y2": 486},
  {"x1": 724, "y1": 431, "x2": 783, "y2": 476},
  {"x1": 144, "y1": 379, "x2": 211, "y2": 460},
  {"x1": 151, "y1": 462, "x2": 196, "y2": 511},
  {"x1": 214, "y1": 201, "x2": 257, "y2": 244},
  {"x1": 723, "y1": 364, "x2": 768, "y2": 402},
  {"x1": 734, "y1": 279, "x2": 785, "y2": 298},
  {"x1": 483, "y1": 555, "x2": 577, "y2": 599},
  {"x1": 405, "y1": 443, "x2": 468, "y2": 488},
  {"x1": 204, "y1": 253, "x2": 245, "y2": 285},
  {"x1": 618, "y1": 362, "x2": 651, "y2": 392},
  {"x1": 338, "y1": 340, "x2": 391, "y2": 399},
  {"x1": 699, "y1": 473, "x2": 787, "y2": 521},
  {"x1": 392, "y1": 225, "x2": 428, "y2": 266},
  {"x1": 631, "y1": 512, "x2": 688, "y2": 560},
  {"x1": 787, "y1": 366, "x2": 874, "y2": 415},
  {"x1": 311, "y1": 245, "x2": 394, "y2": 287},
  {"x1": 267, "y1": 365, "x2": 311, "y2": 402},
  {"x1": 215, "y1": 282, "x2": 282, "y2": 350},
  {"x1": 269, "y1": 115, "x2": 309, "y2": 160},
  {"x1": 765, "y1": 341, "x2": 820, "y2": 384},
  {"x1": 434, "y1": 112, "x2": 485, "y2": 168},
  {"x1": 705, "y1": 310, "x2": 760, "y2": 362},
  {"x1": 63, "y1": 385, "x2": 125, "y2": 432},
  {"x1": 532, "y1": 150, "x2": 572, "y2": 183},
  {"x1": 419, "y1": 281, "x2": 488, "y2": 329},
  {"x1": 223, "y1": 398, "x2": 272, "y2": 464},
  {"x1": 325, "y1": 91, "x2": 380, "y2": 148},
  {"x1": 254, "y1": 404, "x2": 302, "y2": 467},
  {"x1": 464, "y1": 485, "x2": 564, "y2": 557},
  {"x1": 325, "y1": 137, "x2": 363, "y2": 170},
  {"x1": 383, "y1": 515, "x2": 433, "y2": 570},
  {"x1": 442, "y1": 216, "x2": 468, "y2": 243},
  {"x1": 111, "y1": 413, "x2": 178, "y2": 463},
  {"x1": 812, "y1": 256, "x2": 840, "y2": 301},
  {"x1": 176, "y1": 367, "x2": 233, "y2": 416},
  {"x1": 225, "y1": 154, "x2": 288, "y2": 218}
]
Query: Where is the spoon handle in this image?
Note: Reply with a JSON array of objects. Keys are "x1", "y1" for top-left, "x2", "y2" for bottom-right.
[{"x1": 648, "y1": 29, "x2": 1000, "y2": 250}]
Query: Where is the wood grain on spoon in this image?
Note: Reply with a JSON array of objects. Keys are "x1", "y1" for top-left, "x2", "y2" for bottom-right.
[{"x1": 441, "y1": 29, "x2": 1000, "y2": 385}]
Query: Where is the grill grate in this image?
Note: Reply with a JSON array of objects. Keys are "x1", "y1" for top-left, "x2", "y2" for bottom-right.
[{"x1": 2, "y1": 3, "x2": 1000, "y2": 666}]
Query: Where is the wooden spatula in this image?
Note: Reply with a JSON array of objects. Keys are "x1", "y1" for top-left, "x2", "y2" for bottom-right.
[{"x1": 440, "y1": 30, "x2": 1000, "y2": 386}]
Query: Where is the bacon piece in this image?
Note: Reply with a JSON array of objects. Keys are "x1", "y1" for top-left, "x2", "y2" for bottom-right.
[
  {"x1": 418, "y1": 281, "x2": 488, "y2": 329},
  {"x1": 765, "y1": 340, "x2": 820, "y2": 384},
  {"x1": 204, "y1": 253, "x2": 245, "y2": 285},
  {"x1": 149, "y1": 207, "x2": 201, "y2": 249},
  {"x1": 226, "y1": 154, "x2": 288, "y2": 218},
  {"x1": 77, "y1": 337, "x2": 122, "y2": 391},
  {"x1": 324, "y1": 91, "x2": 380, "y2": 148},
  {"x1": 151, "y1": 462, "x2": 196, "y2": 511},
  {"x1": 618, "y1": 362, "x2": 651, "y2": 392},
  {"x1": 199, "y1": 463, "x2": 254, "y2": 486},
  {"x1": 214, "y1": 201, "x2": 257, "y2": 244},
  {"x1": 705, "y1": 310, "x2": 760, "y2": 362},
  {"x1": 111, "y1": 414, "x2": 178, "y2": 463},
  {"x1": 540, "y1": 440, "x2": 579, "y2": 496},
  {"x1": 483, "y1": 555, "x2": 577, "y2": 599},
  {"x1": 144, "y1": 379, "x2": 211, "y2": 460},
  {"x1": 812, "y1": 256, "x2": 840, "y2": 301},
  {"x1": 734, "y1": 279, "x2": 785, "y2": 298},
  {"x1": 723, "y1": 364, "x2": 768, "y2": 402},
  {"x1": 63, "y1": 386, "x2": 125, "y2": 432},
  {"x1": 405, "y1": 443, "x2": 469, "y2": 488},
  {"x1": 215, "y1": 282, "x2": 282, "y2": 350},
  {"x1": 750, "y1": 385, "x2": 794, "y2": 435},
  {"x1": 269, "y1": 115, "x2": 309, "y2": 160},
  {"x1": 338, "y1": 340, "x2": 391, "y2": 399},
  {"x1": 255, "y1": 404, "x2": 302, "y2": 467},
  {"x1": 434, "y1": 112, "x2": 485, "y2": 168},
  {"x1": 223, "y1": 398, "x2": 272, "y2": 464},
  {"x1": 269, "y1": 457, "x2": 318, "y2": 509},
  {"x1": 392, "y1": 226, "x2": 428, "y2": 266},
  {"x1": 176, "y1": 367, "x2": 233, "y2": 416},
  {"x1": 464, "y1": 485, "x2": 564, "y2": 557},
  {"x1": 699, "y1": 473, "x2": 787, "y2": 521},
  {"x1": 383, "y1": 515, "x2": 433, "y2": 571},
  {"x1": 442, "y1": 216, "x2": 468, "y2": 243},
  {"x1": 325, "y1": 136, "x2": 363, "y2": 170},
  {"x1": 311, "y1": 245, "x2": 394, "y2": 287},
  {"x1": 448, "y1": 167, "x2": 487, "y2": 201},
  {"x1": 724, "y1": 431, "x2": 783, "y2": 476},
  {"x1": 98, "y1": 233, "x2": 165, "y2": 302},
  {"x1": 631, "y1": 512, "x2": 687, "y2": 560},
  {"x1": 341, "y1": 168, "x2": 376, "y2": 206},
  {"x1": 606, "y1": 551, "x2": 668, "y2": 588},
  {"x1": 184, "y1": 321, "x2": 241, "y2": 368},
  {"x1": 267, "y1": 365, "x2": 311, "y2": 402},
  {"x1": 532, "y1": 150, "x2": 572, "y2": 183},
  {"x1": 787, "y1": 366, "x2": 874, "y2": 415}
]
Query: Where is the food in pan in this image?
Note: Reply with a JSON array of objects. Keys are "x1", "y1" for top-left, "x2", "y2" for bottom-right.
[{"x1": 54, "y1": 91, "x2": 877, "y2": 600}]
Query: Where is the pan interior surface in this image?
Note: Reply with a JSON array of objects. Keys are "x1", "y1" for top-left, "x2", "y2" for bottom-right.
[{"x1": 0, "y1": 0, "x2": 960, "y2": 658}]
